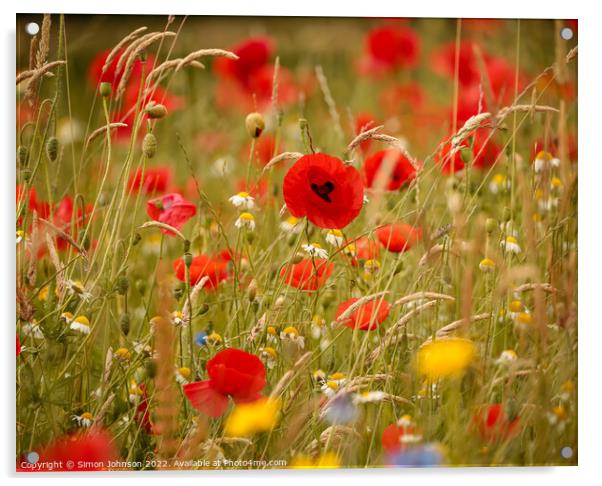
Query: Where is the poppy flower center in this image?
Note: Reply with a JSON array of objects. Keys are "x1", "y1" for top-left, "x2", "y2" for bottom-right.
[{"x1": 311, "y1": 181, "x2": 335, "y2": 203}]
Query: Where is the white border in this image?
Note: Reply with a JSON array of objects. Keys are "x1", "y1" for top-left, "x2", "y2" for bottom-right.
[{"x1": 3, "y1": 1, "x2": 600, "y2": 485}]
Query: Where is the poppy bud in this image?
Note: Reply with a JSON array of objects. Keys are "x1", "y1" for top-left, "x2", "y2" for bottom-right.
[
  {"x1": 183, "y1": 239, "x2": 191, "y2": 253},
  {"x1": 135, "y1": 279, "x2": 146, "y2": 296},
  {"x1": 132, "y1": 232, "x2": 142, "y2": 246},
  {"x1": 46, "y1": 136, "x2": 59, "y2": 162},
  {"x1": 394, "y1": 260, "x2": 404, "y2": 275},
  {"x1": 460, "y1": 146, "x2": 473, "y2": 163},
  {"x1": 120, "y1": 313, "x2": 130, "y2": 336},
  {"x1": 245, "y1": 231, "x2": 255, "y2": 244},
  {"x1": 183, "y1": 252, "x2": 193, "y2": 268},
  {"x1": 248, "y1": 280, "x2": 257, "y2": 302},
  {"x1": 145, "y1": 103, "x2": 168, "y2": 119},
  {"x1": 486, "y1": 218, "x2": 497, "y2": 234},
  {"x1": 99, "y1": 82, "x2": 112, "y2": 97},
  {"x1": 502, "y1": 206, "x2": 512, "y2": 222},
  {"x1": 142, "y1": 133, "x2": 157, "y2": 158},
  {"x1": 116, "y1": 275, "x2": 129, "y2": 295},
  {"x1": 17, "y1": 145, "x2": 29, "y2": 167},
  {"x1": 144, "y1": 359, "x2": 157, "y2": 378},
  {"x1": 245, "y1": 112, "x2": 265, "y2": 138}
]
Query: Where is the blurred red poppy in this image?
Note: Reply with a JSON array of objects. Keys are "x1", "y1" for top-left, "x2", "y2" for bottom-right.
[
  {"x1": 280, "y1": 258, "x2": 334, "y2": 291},
  {"x1": 355, "y1": 112, "x2": 377, "y2": 153},
  {"x1": 87, "y1": 48, "x2": 153, "y2": 92},
  {"x1": 183, "y1": 348, "x2": 266, "y2": 417},
  {"x1": 363, "y1": 149, "x2": 417, "y2": 191},
  {"x1": 146, "y1": 193, "x2": 196, "y2": 235},
  {"x1": 244, "y1": 134, "x2": 277, "y2": 167},
  {"x1": 214, "y1": 37, "x2": 273, "y2": 87},
  {"x1": 16, "y1": 335, "x2": 21, "y2": 356},
  {"x1": 376, "y1": 223, "x2": 422, "y2": 253},
  {"x1": 283, "y1": 153, "x2": 364, "y2": 229},
  {"x1": 52, "y1": 196, "x2": 93, "y2": 252},
  {"x1": 472, "y1": 404, "x2": 521, "y2": 443},
  {"x1": 381, "y1": 422, "x2": 423, "y2": 453},
  {"x1": 27, "y1": 429, "x2": 118, "y2": 471},
  {"x1": 173, "y1": 254, "x2": 228, "y2": 290},
  {"x1": 472, "y1": 128, "x2": 502, "y2": 170},
  {"x1": 431, "y1": 40, "x2": 481, "y2": 87},
  {"x1": 128, "y1": 166, "x2": 172, "y2": 194},
  {"x1": 135, "y1": 383, "x2": 153, "y2": 434},
  {"x1": 379, "y1": 82, "x2": 425, "y2": 117},
  {"x1": 358, "y1": 24, "x2": 420, "y2": 76},
  {"x1": 335, "y1": 297, "x2": 391, "y2": 331}
]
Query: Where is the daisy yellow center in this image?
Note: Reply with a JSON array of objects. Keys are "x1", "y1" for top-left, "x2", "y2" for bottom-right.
[
  {"x1": 240, "y1": 212, "x2": 255, "y2": 221},
  {"x1": 74, "y1": 315, "x2": 90, "y2": 326},
  {"x1": 516, "y1": 312, "x2": 532, "y2": 325},
  {"x1": 237, "y1": 191, "x2": 250, "y2": 198},
  {"x1": 282, "y1": 326, "x2": 299, "y2": 336},
  {"x1": 509, "y1": 300, "x2": 523, "y2": 312},
  {"x1": 267, "y1": 326, "x2": 277, "y2": 335},
  {"x1": 329, "y1": 372, "x2": 345, "y2": 381},
  {"x1": 80, "y1": 412, "x2": 94, "y2": 420},
  {"x1": 286, "y1": 216, "x2": 299, "y2": 225},
  {"x1": 328, "y1": 229, "x2": 343, "y2": 237},
  {"x1": 506, "y1": 236, "x2": 518, "y2": 245},
  {"x1": 262, "y1": 347, "x2": 277, "y2": 359},
  {"x1": 178, "y1": 367, "x2": 191, "y2": 378}
]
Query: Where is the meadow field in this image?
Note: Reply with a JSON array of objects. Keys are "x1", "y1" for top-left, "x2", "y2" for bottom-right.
[{"x1": 15, "y1": 14, "x2": 578, "y2": 470}]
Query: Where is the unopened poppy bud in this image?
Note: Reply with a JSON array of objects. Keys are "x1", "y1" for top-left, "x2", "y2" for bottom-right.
[
  {"x1": 486, "y1": 218, "x2": 497, "y2": 234},
  {"x1": 120, "y1": 313, "x2": 130, "y2": 336},
  {"x1": 460, "y1": 146, "x2": 473, "y2": 163},
  {"x1": 394, "y1": 260, "x2": 404, "y2": 275},
  {"x1": 245, "y1": 112, "x2": 265, "y2": 138},
  {"x1": 17, "y1": 145, "x2": 29, "y2": 166},
  {"x1": 146, "y1": 103, "x2": 168, "y2": 119},
  {"x1": 99, "y1": 82, "x2": 112, "y2": 97},
  {"x1": 46, "y1": 136, "x2": 59, "y2": 162},
  {"x1": 183, "y1": 252, "x2": 193, "y2": 268},
  {"x1": 183, "y1": 239, "x2": 191, "y2": 253},
  {"x1": 142, "y1": 133, "x2": 157, "y2": 158},
  {"x1": 135, "y1": 279, "x2": 146, "y2": 295},
  {"x1": 246, "y1": 231, "x2": 255, "y2": 244},
  {"x1": 116, "y1": 275, "x2": 129, "y2": 295},
  {"x1": 132, "y1": 232, "x2": 142, "y2": 246},
  {"x1": 502, "y1": 206, "x2": 512, "y2": 222}
]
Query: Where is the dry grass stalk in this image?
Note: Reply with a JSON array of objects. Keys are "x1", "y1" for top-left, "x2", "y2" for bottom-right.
[
  {"x1": 370, "y1": 134, "x2": 419, "y2": 170},
  {"x1": 39, "y1": 217, "x2": 88, "y2": 259},
  {"x1": 513, "y1": 283, "x2": 558, "y2": 294},
  {"x1": 248, "y1": 295, "x2": 286, "y2": 342},
  {"x1": 35, "y1": 14, "x2": 52, "y2": 69},
  {"x1": 182, "y1": 276, "x2": 210, "y2": 321},
  {"x1": 269, "y1": 351, "x2": 312, "y2": 399},
  {"x1": 21, "y1": 60, "x2": 66, "y2": 103},
  {"x1": 393, "y1": 291, "x2": 455, "y2": 307},
  {"x1": 117, "y1": 32, "x2": 177, "y2": 97},
  {"x1": 496, "y1": 104, "x2": 559, "y2": 121},
  {"x1": 315, "y1": 65, "x2": 344, "y2": 141},
  {"x1": 44, "y1": 232, "x2": 64, "y2": 294},
  {"x1": 368, "y1": 300, "x2": 441, "y2": 364},
  {"x1": 28, "y1": 34, "x2": 38, "y2": 71},
  {"x1": 346, "y1": 125, "x2": 384, "y2": 153},
  {"x1": 262, "y1": 151, "x2": 304, "y2": 172},
  {"x1": 93, "y1": 393, "x2": 115, "y2": 426},
  {"x1": 421, "y1": 313, "x2": 492, "y2": 344},
  {"x1": 306, "y1": 425, "x2": 360, "y2": 456},
  {"x1": 27, "y1": 212, "x2": 39, "y2": 287},
  {"x1": 102, "y1": 26, "x2": 148, "y2": 74},
  {"x1": 84, "y1": 122, "x2": 128, "y2": 150},
  {"x1": 332, "y1": 291, "x2": 391, "y2": 324},
  {"x1": 451, "y1": 112, "x2": 492, "y2": 148},
  {"x1": 138, "y1": 221, "x2": 186, "y2": 240},
  {"x1": 146, "y1": 58, "x2": 205, "y2": 84},
  {"x1": 175, "y1": 48, "x2": 238, "y2": 72},
  {"x1": 271, "y1": 55, "x2": 280, "y2": 109},
  {"x1": 178, "y1": 417, "x2": 209, "y2": 460}
]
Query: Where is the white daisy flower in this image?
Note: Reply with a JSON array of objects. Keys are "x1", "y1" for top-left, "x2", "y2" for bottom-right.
[
  {"x1": 500, "y1": 235, "x2": 522, "y2": 254},
  {"x1": 72, "y1": 412, "x2": 94, "y2": 428},
  {"x1": 302, "y1": 243, "x2": 328, "y2": 259},
  {"x1": 16, "y1": 230, "x2": 25, "y2": 244},
  {"x1": 280, "y1": 326, "x2": 305, "y2": 349},
  {"x1": 280, "y1": 216, "x2": 302, "y2": 234},
  {"x1": 325, "y1": 229, "x2": 345, "y2": 248},
  {"x1": 488, "y1": 174, "x2": 510, "y2": 194},
  {"x1": 65, "y1": 280, "x2": 93, "y2": 302},
  {"x1": 479, "y1": 257, "x2": 496, "y2": 273},
  {"x1": 533, "y1": 151, "x2": 560, "y2": 173},
  {"x1": 311, "y1": 315, "x2": 326, "y2": 340},
  {"x1": 235, "y1": 212, "x2": 256, "y2": 231},
  {"x1": 175, "y1": 367, "x2": 191, "y2": 385},
  {"x1": 22, "y1": 320, "x2": 44, "y2": 340},
  {"x1": 70, "y1": 315, "x2": 91, "y2": 335},
  {"x1": 171, "y1": 311, "x2": 185, "y2": 327},
  {"x1": 363, "y1": 194, "x2": 370, "y2": 205},
  {"x1": 320, "y1": 372, "x2": 347, "y2": 397},
  {"x1": 353, "y1": 390, "x2": 387, "y2": 404},
  {"x1": 496, "y1": 349, "x2": 518, "y2": 365},
  {"x1": 260, "y1": 347, "x2": 278, "y2": 369},
  {"x1": 228, "y1": 191, "x2": 255, "y2": 210}
]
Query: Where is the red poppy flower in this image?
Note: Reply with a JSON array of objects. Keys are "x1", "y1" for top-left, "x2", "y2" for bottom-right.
[
  {"x1": 435, "y1": 139, "x2": 470, "y2": 175},
  {"x1": 283, "y1": 153, "x2": 364, "y2": 229},
  {"x1": 214, "y1": 37, "x2": 273, "y2": 87},
  {"x1": 454, "y1": 84, "x2": 486, "y2": 127},
  {"x1": 183, "y1": 348, "x2": 266, "y2": 417},
  {"x1": 379, "y1": 82, "x2": 425, "y2": 117},
  {"x1": 359, "y1": 24, "x2": 420, "y2": 76},
  {"x1": 335, "y1": 297, "x2": 391, "y2": 331},
  {"x1": 376, "y1": 223, "x2": 422, "y2": 253},
  {"x1": 363, "y1": 149, "x2": 417, "y2": 191},
  {"x1": 135, "y1": 383, "x2": 153, "y2": 434},
  {"x1": 244, "y1": 134, "x2": 277, "y2": 167},
  {"x1": 173, "y1": 254, "x2": 228, "y2": 290},
  {"x1": 485, "y1": 56, "x2": 525, "y2": 104},
  {"x1": 355, "y1": 112, "x2": 377, "y2": 153},
  {"x1": 52, "y1": 196, "x2": 93, "y2": 252},
  {"x1": 279, "y1": 258, "x2": 334, "y2": 291},
  {"x1": 344, "y1": 236, "x2": 381, "y2": 267},
  {"x1": 431, "y1": 40, "x2": 481, "y2": 87},
  {"x1": 472, "y1": 404, "x2": 521, "y2": 443},
  {"x1": 146, "y1": 193, "x2": 196, "y2": 235},
  {"x1": 128, "y1": 166, "x2": 172, "y2": 194},
  {"x1": 472, "y1": 128, "x2": 502, "y2": 170},
  {"x1": 87, "y1": 48, "x2": 153, "y2": 91},
  {"x1": 16, "y1": 335, "x2": 21, "y2": 356},
  {"x1": 28, "y1": 429, "x2": 118, "y2": 471},
  {"x1": 381, "y1": 422, "x2": 423, "y2": 453}
]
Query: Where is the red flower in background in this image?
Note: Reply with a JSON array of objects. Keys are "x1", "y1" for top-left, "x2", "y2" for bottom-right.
[
  {"x1": 214, "y1": 37, "x2": 273, "y2": 87},
  {"x1": 128, "y1": 166, "x2": 172, "y2": 194},
  {"x1": 363, "y1": 149, "x2": 417, "y2": 191},
  {"x1": 183, "y1": 348, "x2": 266, "y2": 417},
  {"x1": 381, "y1": 421, "x2": 423, "y2": 453},
  {"x1": 376, "y1": 223, "x2": 422, "y2": 253},
  {"x1": 355, "y1": 112, "x2": 378, "y2": 153},
  {"x1": 283, "y1": 153, "x2": 364, "y2": 229},
  {"x1": 244, "y1": 134, "x2": 277, "y2": 167},
  {"x1": 335, "y1": 297, "x2": 391, "y2": 331},
  {"x1": 431, "y1": 40, "x2": 481, "y2": 87},
  {"x1": 472, "y1": 128, "x2": 502, "y2": 169},
  {"x1": 358, "y1": 23, "x2": 420, "y2": 76},
  {"x1": 87, "y1": 48, "x2": 153, "y2": 92},
  {"x1": 135, "y1": 383, "x2": 153, "y2": 433},
  {"x1": 53, "y1": 196, "x2": 93, "y2": 252},
  {"x1": 146, "y1": 193, "x2": 196, "y2": 235},
  {"x1": 173, "y1": 254, "x2": 228, "y2": 290},
  {"x1": 17, "y1": 336, "x2": 21, "y2": 356},
  {"x1": 26, "y1": 429, "x2": 118, "y2": 471},
  {"x1": 472, "y1": 404, "x2": 521, "y2": 443},
  {"x1": 379, "y1": 82, "x2": 425, "y2": 117},
  {"x1": 280, "y1": 258, "x2": 333, "y2": 291},
  {"x1": 435, "y1": 139, "x2": 469, "y2": 175}
]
